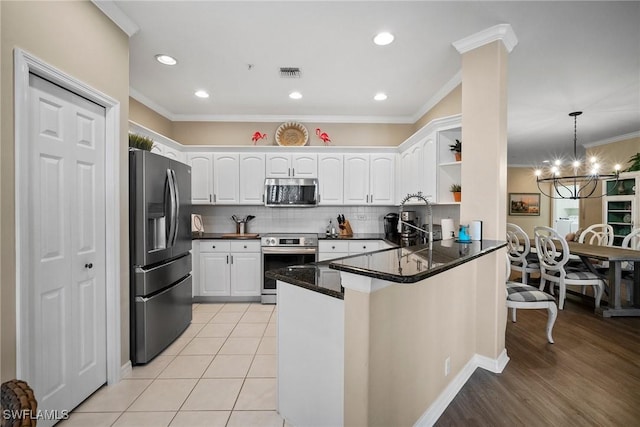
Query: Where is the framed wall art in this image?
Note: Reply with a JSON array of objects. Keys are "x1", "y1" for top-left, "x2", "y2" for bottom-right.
[{"x1": 509, "y1": 193, "x2": 541, "y2": 216}]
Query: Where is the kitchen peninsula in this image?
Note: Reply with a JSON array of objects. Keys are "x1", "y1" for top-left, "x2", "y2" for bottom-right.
[{"x1": 267, "y1": 240, "x2": 507, "y2": 427}]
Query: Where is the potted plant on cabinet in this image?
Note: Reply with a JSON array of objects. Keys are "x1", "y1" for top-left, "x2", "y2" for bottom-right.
[
  {"x1": 450, "y1": 183, "x2": 461, "y2": 202},
  {"x1": 449, "y1": 139, "x2": 462, "y2": 161}
]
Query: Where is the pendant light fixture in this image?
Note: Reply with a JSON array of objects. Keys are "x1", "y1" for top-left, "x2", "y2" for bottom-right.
[{"x1": 535, "y1": 111, "x2": 621, "y2": 199}]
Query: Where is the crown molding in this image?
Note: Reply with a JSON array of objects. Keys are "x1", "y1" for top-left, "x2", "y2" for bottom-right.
[
  {"x1": 410, "y1": 71, "x2": 462, "y2": 123},
  {"x1": 129, "y1": 88, "x2": 176, "y2": 121},
  {"x1": 582, "y1": 131, "x2": 640, "y2": 148},
  {"x1": 92, "y1": 0, "x2": 139, "y2": 37},
  {"x1": 452, "y1": 23, "x2": 518, "y2": 54},
  {"x1": 171, "y1": 113, "x2": 414, "y2": 124}
]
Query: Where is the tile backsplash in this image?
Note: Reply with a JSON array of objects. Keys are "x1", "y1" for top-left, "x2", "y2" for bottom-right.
[{"x1": 192, "y1": 204, "x2": 460, "y2": 235}]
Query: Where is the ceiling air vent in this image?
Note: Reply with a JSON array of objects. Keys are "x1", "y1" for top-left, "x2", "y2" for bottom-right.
[{"x1": 279, "y1": 67, "x2": 301, "y2": 78}]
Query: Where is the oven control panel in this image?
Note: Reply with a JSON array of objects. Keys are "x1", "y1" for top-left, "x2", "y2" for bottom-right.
[{"x1": 261, "y1": 234, "x2": 318, "y2": 247}]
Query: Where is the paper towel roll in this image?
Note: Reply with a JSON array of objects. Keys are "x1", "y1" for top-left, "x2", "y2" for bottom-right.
[
  {"x1": 441, "y1": 218, "x2": 455, "y2": 240},
  {"x1": 470, "y1": 220, "x2": 483, "y2": 241}
]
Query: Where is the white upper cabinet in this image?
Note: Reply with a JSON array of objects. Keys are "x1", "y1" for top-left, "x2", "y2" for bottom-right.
[
  {"x1": 266, "y1": 153, "x2": 317, "y2": 178},
  {"x1": 213, "y1": 153, "x2": 240, "y2": 204},
  {"x1": 370, "y1": 154, "x2": 395, "y2": 205},
  {"x1": 187, "y1": 152, "x2": 214, "y2": 205},
  {"x1": 344, "y1": 153, "x2": 395, "y2": 205},
  {"x1": 239, "y1": 153, "x2": 266, "y2": 205},
  {"x1": 318, "y1": 154, "x2": 344, "y2": 205}
]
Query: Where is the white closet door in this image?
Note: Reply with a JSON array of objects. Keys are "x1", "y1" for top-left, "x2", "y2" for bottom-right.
[{"x1": 28, "y1": 74, "x2": 107, "y2": 421}]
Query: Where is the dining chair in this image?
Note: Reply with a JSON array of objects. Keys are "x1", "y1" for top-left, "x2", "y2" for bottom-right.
[
  {"x1": 576, "y1": 223, "x2": 614, "y2": 293},
  {"x1": 505, "y1": 254, "x2": 557, "y2": 343},
  {"x1": 534, "y1": 226, "x2": 605, "y2": 310},
  {"x1": 620, "y1": 227, "x2": 640, "y2": 302},
  {"x1": 506, "y1": 223, "x2": 540, "y2": 285}
]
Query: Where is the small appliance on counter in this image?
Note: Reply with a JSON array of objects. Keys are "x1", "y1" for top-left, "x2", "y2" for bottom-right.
[
  {"x1": 400, "y1": 211, "x2": 418, "y2": 246},
  {"x1": 384, "y1": 212, "x2": 400, "y2": 241}
]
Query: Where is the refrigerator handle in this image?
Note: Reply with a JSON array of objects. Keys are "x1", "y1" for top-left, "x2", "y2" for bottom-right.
[
  {"x1": 166, "y1": 169, "x2": 177, "y2": 248},
  {"x1": 171, "y1": 169, "x2": 180, "y2": 246}
]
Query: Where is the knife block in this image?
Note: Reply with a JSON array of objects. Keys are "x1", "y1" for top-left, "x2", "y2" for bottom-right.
[{"x1": 340, "y1": 220, "x2": 353, "y2": 237}]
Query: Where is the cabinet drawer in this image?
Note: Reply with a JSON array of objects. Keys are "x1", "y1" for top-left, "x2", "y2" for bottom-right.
[
  {"x1": 230, "y1": 240, "x2": 261, "y2": 253},
  {"x1": 199, "y1": 240, "x2": 231, "y2": 253},
  {"x1": 348, "y1": 240, "x2": 379, "y2": 254},
  {"x1": 319, "y1": 241, "x2": 349, "y2": 253}
]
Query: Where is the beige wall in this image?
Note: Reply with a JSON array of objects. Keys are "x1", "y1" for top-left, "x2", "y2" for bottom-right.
[
  {"x1": 172, "y1": 121, "x2": 414, "y2": 146},
  {"x1": 343, "y1": 249, "x2": 505, "y2": 426},
  {"x1": 413, "y1": 84, "x2": 462, "y2": 131},
  {"x1": 1, "y1": 1, "x2": 129, "y2": 380},
  {"x1": 129, "y1": 97, "x2": 174, "y2": 139},
  {"x1": 506, "y1": 167, "x2": 552, "y2": 236}
]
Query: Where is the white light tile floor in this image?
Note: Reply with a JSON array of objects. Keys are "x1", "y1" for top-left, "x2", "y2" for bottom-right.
[{"x1": 61, "y1": 302, "x2": 283, "y2": 427}]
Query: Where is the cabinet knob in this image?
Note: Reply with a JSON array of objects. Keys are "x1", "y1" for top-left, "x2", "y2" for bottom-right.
[
  {"x1": 332, "y1": 246, "x2": 336, "y2": 249},
  {"x1": 212, "y1": 245, "x2": 216, "y2": 248},
  {"x1": 363, "y1": 246, "x2": 367, "y2": 249},
  {"x1": 244, "y1": 245, "x2": 247, "y2": 249},
  {"x1": 84, "y1": 263, "x2": 93, "y2": 269}
]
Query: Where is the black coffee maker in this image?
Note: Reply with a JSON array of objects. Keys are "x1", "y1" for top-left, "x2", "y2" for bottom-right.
[{"x1": 384, "y1": 213, "x2": 400, "y2": 241}]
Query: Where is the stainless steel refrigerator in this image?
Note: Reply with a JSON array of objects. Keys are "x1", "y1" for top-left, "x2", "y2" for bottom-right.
[{"x1": 129, "y1": 149, "x2": 192, "y2": 364}]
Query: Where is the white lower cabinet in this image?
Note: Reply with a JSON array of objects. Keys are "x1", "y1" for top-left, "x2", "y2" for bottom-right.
[
  {"x1": 197, "y1": 240, "x2": 261, "y2": 298},
  {"x1": 318, "y1": 240, "x2": 388, "y2": 261}
]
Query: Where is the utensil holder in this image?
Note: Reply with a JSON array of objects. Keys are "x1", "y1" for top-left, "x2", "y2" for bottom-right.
[{"x1": 236, "y1": 223, "x2": 246, "y2": 235}]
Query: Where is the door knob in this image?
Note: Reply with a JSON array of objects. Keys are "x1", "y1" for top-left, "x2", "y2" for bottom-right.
[{"x1": 85, "y1": 263, "x2": 93, "y2": 269}]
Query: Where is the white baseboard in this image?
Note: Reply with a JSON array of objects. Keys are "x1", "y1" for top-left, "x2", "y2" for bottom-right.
[
  {"x1": 413, "y1": 349, "x2": 510, "y2": 427},
  {"x1": 120, "y1": 360, "x2": 132, "y2": 380}
]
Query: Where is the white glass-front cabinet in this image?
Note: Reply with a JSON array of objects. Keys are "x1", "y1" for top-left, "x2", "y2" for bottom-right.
[
  {"x1": 266, "y1": 153, "x2": 317, "y2": 178},
  {"x1": 603, "y1": 173, "x2": 639, "y2": 246},
  {"x1": 398, "y1": 136, "x2": 436, "y2": 203},
  {"x1": 239, "y1": 153, "x2": 266, "y2": 204},
  {"x1": 343, "y1": 153, "x2": 395, "y2": 205},
  {"x1": 187, "y1": 152, "x2": 214, "y2": 205},
  {"x1": 197, "y1": 240, "x2": 261, "y2": 298},
  {"x1": 318, "y1": 154, "x2": 344, "y2": 205}
]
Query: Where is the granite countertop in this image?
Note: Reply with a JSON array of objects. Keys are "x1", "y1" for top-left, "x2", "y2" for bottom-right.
[
  {"x1": 265, "y1": 262, "x2": 344, "y2": 300},
  {"x1": 193, "y1": 232, "x2": 399, "y2": 243},
  {"x1": 267, "y1": 240, "x2": 506, "y2": 299},
  {"x1": 192, "y1": 232, "x2": 261, "y2": 240}
]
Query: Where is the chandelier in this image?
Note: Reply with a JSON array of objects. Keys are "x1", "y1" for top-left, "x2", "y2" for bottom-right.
[{"x1": 535, "y1": 111, "x2": 620, "y2": 199}]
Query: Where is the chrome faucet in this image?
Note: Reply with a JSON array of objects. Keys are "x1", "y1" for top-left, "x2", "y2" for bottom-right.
[{"x1": 399, "y1": 192, "x2": 433, "y2": 250}]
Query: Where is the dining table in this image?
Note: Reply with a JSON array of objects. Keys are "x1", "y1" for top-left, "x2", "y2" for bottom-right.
[{"x1": 566, "y1": 241, "x2": 640, "y2": 317}]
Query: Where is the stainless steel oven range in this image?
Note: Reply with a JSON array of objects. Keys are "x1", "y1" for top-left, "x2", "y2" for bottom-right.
[{"x1": 261, "y1": 233, "x2": 318, "y2": 304}]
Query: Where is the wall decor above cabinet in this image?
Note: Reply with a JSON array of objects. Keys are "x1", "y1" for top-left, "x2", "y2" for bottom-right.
[{"x1": 275, "y1": 122, "x2": 309, "y2": 146}]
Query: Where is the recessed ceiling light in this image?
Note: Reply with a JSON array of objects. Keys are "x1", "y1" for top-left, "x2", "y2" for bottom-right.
[
  {"x1": 373, "y1": 32, "x2": 394, "y2": 46},
  {"x1": 155, "y1": 54, "x2": 177, "y2": 65},
  {"x1": 194, "y1": 90, "x2": 209, "y2": 98},
  {"x1": 289, "y1": 91, "x2": 303, "y2": 100},
  {"x1": 374, "y1": 93, "x2": 388, "y2": 101}
]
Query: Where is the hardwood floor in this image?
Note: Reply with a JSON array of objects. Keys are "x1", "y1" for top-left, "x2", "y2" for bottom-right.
[{"x1": 436, "y1": 294, "x2": 640, "y2": 426}]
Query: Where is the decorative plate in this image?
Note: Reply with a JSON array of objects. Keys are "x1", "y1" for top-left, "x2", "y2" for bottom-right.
[
  {"x1": 275, "y1": 122, "x2": 308, "y2": 146},
  {"x1": 623, "y1": 213, "x2": 632, "y2": 223}
]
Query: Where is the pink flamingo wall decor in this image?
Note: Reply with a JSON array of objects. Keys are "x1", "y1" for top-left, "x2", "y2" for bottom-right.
[
  {"x1": 315, "y1": 128, "x2": 331, "y2": 145},
  {"x1": 251, "y1": 131, "x2": 267, "y2": 145}
]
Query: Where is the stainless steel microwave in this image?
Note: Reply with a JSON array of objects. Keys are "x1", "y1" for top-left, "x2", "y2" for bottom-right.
[{"x1": 264, "y1": 178, "x2": 319, "y2": 207}]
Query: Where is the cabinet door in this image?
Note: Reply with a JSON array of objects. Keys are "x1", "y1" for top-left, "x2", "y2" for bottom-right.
[
  {"x1": 213, "y1": 153, "x2": 240, "y2": 204},
  {"x1": 266, "y1": 153, "x2": 291, "y2": 178},
  {"x1": 187, "y1": 153, "x2": 214, "y2": 204},
  {"x1": 422, "y1": 135, "x2": 437, "y2": 202},
  {"x1": 292, "y1": 154, "x2": 318, "y2": 178},
  {"x1": 150, "y1": 143, "x2": 163, "y2": 155},
  {"x1": 163, "y1": 144, "x2": 185, "y2": 164},
  {"x1": 318, "y1": 154, "x2": 343, "y2": 205},
  {"x1": 343, "y1": 154, "x2": 369, "y2": 205},
  {"x1": 230, "y1": 252, "x2": 261, "y2": 296},
  {"x1": 400, "y1": 143, "x2": 423, "y2": 198},
  {"x1": 239, "y1": 153, "x2": 266, "y2": 204},
  {"x1": 370, "y1": 154, "x2": 395, "y2": 205},
  {"x1": 199, "y1": 253, "x2": 230, "y2": 296}
]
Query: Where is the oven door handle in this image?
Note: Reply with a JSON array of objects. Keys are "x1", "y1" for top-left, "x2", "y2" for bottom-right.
[{"x1": 262, "y1": 247, "x2": 317, "y2": 255}]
